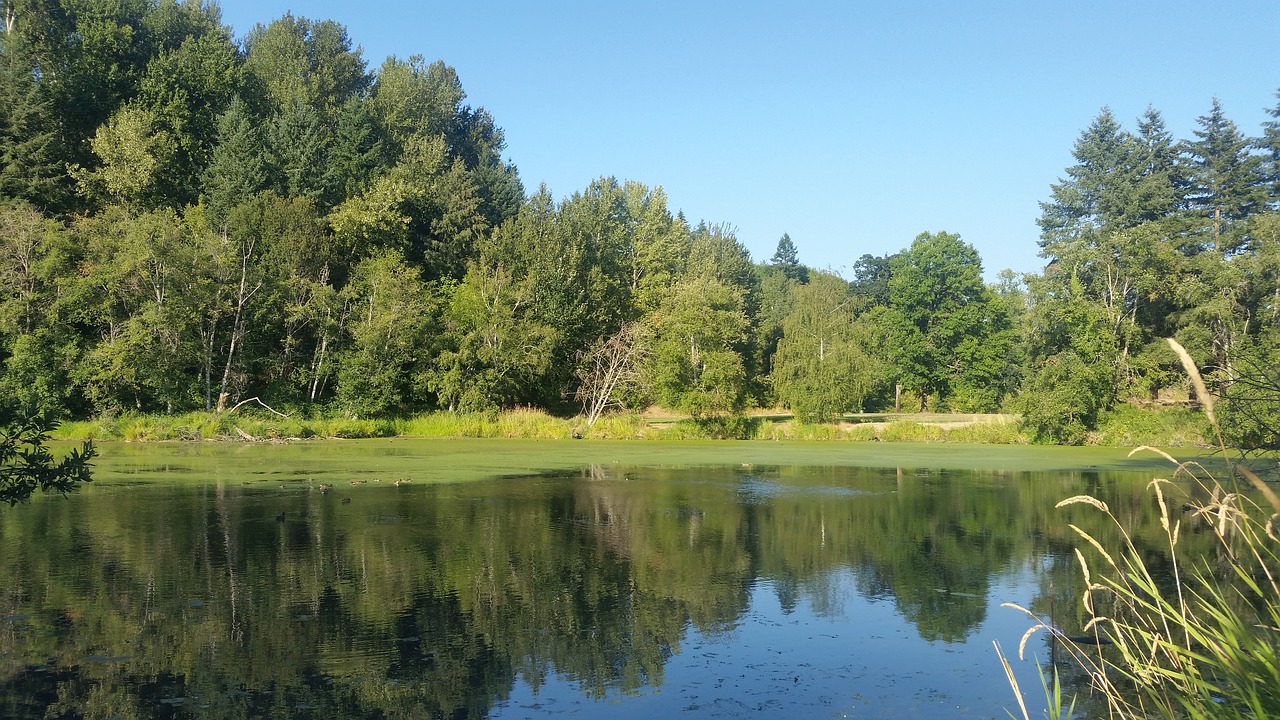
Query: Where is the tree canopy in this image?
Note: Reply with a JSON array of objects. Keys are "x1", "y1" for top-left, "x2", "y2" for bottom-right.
[{"x1": 3, "y1": 2, "x2": 1280, "y2": 445}]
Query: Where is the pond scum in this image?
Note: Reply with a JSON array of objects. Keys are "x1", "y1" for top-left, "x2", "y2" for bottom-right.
[{"x1": 998, "y1": 340, "x2": 1280, "y2": 719}]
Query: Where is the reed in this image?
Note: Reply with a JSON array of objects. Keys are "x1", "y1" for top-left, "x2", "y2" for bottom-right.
[{"x1": 1002, "y1": 339, "x2": 1280, "y2": 719}]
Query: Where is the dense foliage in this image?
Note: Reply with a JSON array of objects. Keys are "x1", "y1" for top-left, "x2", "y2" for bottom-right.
[
  {"x1": 0, "y1": 411, "x2": 94, "y2": 504},
  {"x1": 3, "y1": 2, "x2": 1280, "y2": 445}
]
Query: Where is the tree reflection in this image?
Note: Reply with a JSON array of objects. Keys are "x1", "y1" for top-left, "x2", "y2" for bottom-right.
[{"x1": 0, "y1": 463, "x2": 1200, "y2": 718}]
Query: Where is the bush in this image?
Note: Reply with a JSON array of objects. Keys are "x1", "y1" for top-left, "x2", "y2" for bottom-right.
[
  {"x1": 1017, "y1": 350, "x2": 1114, "y2": 444},
  {"x1": 1094, "y1": 404, "x2": 1210, "y2": 447}
]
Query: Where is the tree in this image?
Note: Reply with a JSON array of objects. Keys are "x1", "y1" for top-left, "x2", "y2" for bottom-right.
[
  {"x1": 885, "y1": 231, "x2": 1011, "y2": 411},
  {"x1": 427, "y1": 195, "x2": 565, "y2": 412},
  {"x1": 1, "y1": 412, "x2": 95, "y2": 505},
  {"x1": 0, "y1": 201, "x2": 81, "y2": 416},
  {"x1": 135, "y1": 28, "x2": 242, "y2": 206},
  {"x1": 0, "y1": 33, "x2": 69, "y2": 207},
  {"x1": 770, "y1": 272, "x2": 876, "y2": 422},
  {"x1": 1018, "y1": 272, "x2": 1122, "y2": 443},
  {"x1": 337, "y1": 249, "x2": 437, "y2": 416},
  {"x1": 368, "y1": 55, "x2": 462, "y2": 156},
  {"x1": 429, "y1": 260, "x2": 558, "y2": 413},
  {"x1": 201, "y1": 97, "x2": 269, "y2": 228},
  {"x1": 243, "y1": 13, "x2": 367, "y2": 113},
  {"x1": 1183, "y1": 98, "x2": 1266, "y2": 252},
  {"x1": 851, "y1": 253, "x2": 893, "y2": 306},
  {"x1": 770, "y1": 232, "x2": 807, "y2": 283},
  {"x1": 1038, "y1": 107, "x2": 1141, "y2": 265},
  {"x1": 71, "y1": 105, "x2": 176, "y2": 211},
  {"x1": 69, "y1": 206, "x2": 204, "y2": 413},
  {"x1": 621, "y1": 182, "x2": 689, "y2": 314},
  {"x1": 575, "y1": 322, "x2": 645, "y2": 427},
  {"x1": 1131, "y1": 106, "x2": 1184, "y2": 225},
  {"x1": 265, "y1": 97, "x2": 332, "y2": 202},
  {"x1": 1261, "y1": 89, "x2": 1280, "y2": 205},
  {"x1": 328, "y1": 133, "x2": 488, "y2": 279},
  {"x1": 644, "y1": 273, "x2": 750, "y2": 416}
]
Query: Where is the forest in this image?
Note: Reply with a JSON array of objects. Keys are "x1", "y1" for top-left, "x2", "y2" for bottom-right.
[{"x1": 3, "y1": 0, "x2": 1280, "y2": 446}]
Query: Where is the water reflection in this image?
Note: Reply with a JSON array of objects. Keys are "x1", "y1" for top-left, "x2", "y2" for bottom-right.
[{"x1": 0, "y1": 463, "x2": 1186, "y2": 718}]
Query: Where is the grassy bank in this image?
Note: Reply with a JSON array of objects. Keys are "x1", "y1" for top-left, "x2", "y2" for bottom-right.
[{"x1": 51, "y1": 405, "x2": 1212, "y2": 447}]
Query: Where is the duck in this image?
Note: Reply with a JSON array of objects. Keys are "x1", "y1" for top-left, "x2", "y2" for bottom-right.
[
  {"x1": 275, "y1": 512, "x2": 286, "y2": 522},
  {"x1": 340, "y1": 497, "x2": 352, "y2": 505},
  {"x1": 318, "y1": 483, "x2": 334, "y2": 493},
  {"x1": 394, "y1": 478, "x2": 412, "y2": 486}
]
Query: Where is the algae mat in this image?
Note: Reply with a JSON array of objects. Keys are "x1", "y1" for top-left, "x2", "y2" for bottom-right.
[{"x1": 83, "y1": 438, "x2": 1206, "y2": 487}]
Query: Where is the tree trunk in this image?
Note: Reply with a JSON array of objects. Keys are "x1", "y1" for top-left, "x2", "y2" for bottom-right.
[{"x1": 216, "y1": 240, "x2": 261, "y2": 413}]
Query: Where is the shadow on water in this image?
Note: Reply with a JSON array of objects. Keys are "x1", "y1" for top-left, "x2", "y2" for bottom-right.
[{"x1": 0, "y1": 456, "x2": 1203, "y2": 719}]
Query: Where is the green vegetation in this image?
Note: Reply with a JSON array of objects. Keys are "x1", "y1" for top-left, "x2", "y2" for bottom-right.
[
  {"x1": 51, "y1": 406, "x2": 1214, "y2": 447},
  {"x1": 1004, "y1": 458, "x2": 1280, "y2": 719},
  {"x1": 2, "y1": 2, "x2": 1280, "y2": 450},
  {"x1": 0, "y1": 412, "x2": 94, "y2": 504},
  {"x1": 1003, "y1": 346, "x2": 1280, "y2": 719}
]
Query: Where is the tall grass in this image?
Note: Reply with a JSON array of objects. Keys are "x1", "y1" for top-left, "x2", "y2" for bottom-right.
[
  {"x1": 53, "y1": 409, "x2": 1034, "y2": 443},
  {"x1": 1001, "y1": 339, "x2": 1280, "y2": 719}
]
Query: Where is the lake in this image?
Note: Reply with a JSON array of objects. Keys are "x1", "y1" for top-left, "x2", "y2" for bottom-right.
[{"x1": 0, "y1": 440, "x2": 1206, "y2": 719}]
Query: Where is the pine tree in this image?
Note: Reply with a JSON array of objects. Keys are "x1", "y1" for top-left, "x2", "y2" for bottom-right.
[
  {"x1": 0, "y1": 33, "x2": 68, "y2": 207},
  {"x1": 1259, "y1": 88, "x2": 1280, "y2": 206},
  {"x1": 770, "y1": 232, "x2": 807, "y2": 283},
  {"x1": 1183, "y1": 98, "x2": 1266, "y2": 252},
  {"x1": 201, "y1": 97, "x2": 269, "y2": 228},
  {"x1": 1132, "y1": 106, "x2": 1184, "y2": 224},
  {"x1": 1038, "y1": 107, "x2": 1140, "y2": 264}
]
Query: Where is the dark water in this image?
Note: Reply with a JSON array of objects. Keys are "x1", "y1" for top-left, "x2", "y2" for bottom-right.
[{"x1": 0, "y1": 453, "x2": 1190, "y2": 719}]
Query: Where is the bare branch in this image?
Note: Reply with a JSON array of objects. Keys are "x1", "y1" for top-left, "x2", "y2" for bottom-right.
[{"x1": 224, "y1": 396, "x2": 291, "y2": 418}]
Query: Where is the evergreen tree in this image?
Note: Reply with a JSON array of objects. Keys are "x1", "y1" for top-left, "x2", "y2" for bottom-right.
[
  {"x1": 201, "y1": 97, "x2": 269, "y2": 229},
  {"x1": 1131, "y1": 106, "x2": 1184, "y2": 224},
  {"x1": 266, "y1": 98, "x2": 332, "y2": 202},
  {"x1": 1038, "y1": 107, "x2": 1141, "y2": 265},
  {"x1": 770, "y1": 232, "x2": 807, "y2": 282},
  {"x1": 1183, "y1": 98, "x2": 1266, "y2": 252},
  {"x1": 326, "y1": 96, "x2": 384, "y2": 202},
  {"x1": 1261, "y1": 89, "x2": 1280, "y2": 205},
  {"x1": 0, "y1": 35, "x2": 68, "y2": 207}
]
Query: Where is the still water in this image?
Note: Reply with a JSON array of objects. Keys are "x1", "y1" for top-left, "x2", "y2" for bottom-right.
[{"x1": 0, "y1": 441, "x2": 1189, "y2": 718}]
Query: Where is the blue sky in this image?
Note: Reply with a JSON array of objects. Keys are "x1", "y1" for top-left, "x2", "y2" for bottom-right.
[{"x1": 215, "y1": 1, "x2": 1279, "y2": 280}]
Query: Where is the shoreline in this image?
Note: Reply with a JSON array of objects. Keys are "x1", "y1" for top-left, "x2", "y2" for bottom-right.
[{"x1": 50, "y1": 406, "x2": 1211, "y2": 448}]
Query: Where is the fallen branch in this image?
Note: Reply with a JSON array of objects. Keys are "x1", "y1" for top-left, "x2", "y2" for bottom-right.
[{"x1": 224, "y1": 396, "x2": 291, "y2": 418}]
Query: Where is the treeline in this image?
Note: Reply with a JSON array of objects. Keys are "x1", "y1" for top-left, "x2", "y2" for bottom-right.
[{"x1": 2, "y1": 2, "x2": 1280, "y2": 445}]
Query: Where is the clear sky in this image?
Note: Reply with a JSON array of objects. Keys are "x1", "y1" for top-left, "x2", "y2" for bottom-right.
[{"x1": 214, "y1": 0, "x2": 1278, "y2": 280}]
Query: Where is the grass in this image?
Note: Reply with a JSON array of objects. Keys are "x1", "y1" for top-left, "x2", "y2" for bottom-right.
[
  {"x1": 1092, "y1": 403, "x2": 1213, "y2": 448},
  {"x1": 54, "y1": 408, "x2": 1036, "y2": 443},
  {"x1": 1001, "y1": 339, "x2": 1280, "y2": 719},
  {"x1": 52, "y1": 405, "x2": 1207, "y2": 448}
]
